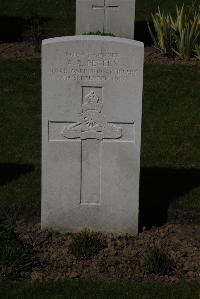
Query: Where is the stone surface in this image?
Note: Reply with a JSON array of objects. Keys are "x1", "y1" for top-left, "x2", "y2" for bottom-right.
[
  {"x1": 76, "y1": 0, "x2": 135, "y2": 39},
  {"x1": 42, "y1": 36, "x2": 144, "y2": 234}
]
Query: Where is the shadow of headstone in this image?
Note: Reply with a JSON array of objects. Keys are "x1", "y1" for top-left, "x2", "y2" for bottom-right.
[
  {"x1": 139, "y1": 167, "x2": 200, "y2": 230},
  {"x1": 0, "y1": 162, "x2": 35, "y2": 186}
]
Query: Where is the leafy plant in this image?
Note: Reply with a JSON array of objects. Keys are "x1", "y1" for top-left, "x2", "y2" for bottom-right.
[
  {"x1": 145, "y1": 246, "x2": 175, "y2": 276},
  {"x1": 149, "y1": 2, "x2": 200, "y2": 59},
  {"x1": 172, "y1": 4, "x2": 200, "y2": 59},
  {"x1": 194, "y1": 44, "x2": 200, "y2": 60},
  {"x1": 70, "y1": 229, "x2": 105, "y2": 260},
  {"x1": 0, "y1": 205, "x2": 19, "y2": 228},
  {"x1": 148, "y1": 8, "x2": 175, "y2": 55},
  {"x1": 193, "y1": 234, "x2": 200, "y2": 241},
  {"x1": 0, "y1": 212, "x2": 39, "y2": 280}
]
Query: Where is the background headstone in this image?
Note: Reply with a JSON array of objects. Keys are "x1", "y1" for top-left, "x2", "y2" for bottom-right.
[
  {"x1": 76, "y1": 0, "x2": 135, "y2": 39},
  {"x1": 42, "y1": 36, "x2": 144, "y2": 234}
]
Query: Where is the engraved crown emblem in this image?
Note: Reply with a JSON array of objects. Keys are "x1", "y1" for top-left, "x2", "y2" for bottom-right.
[
  {"x1": 61, "y1": 88, "x2": 122, "y2": 140},
  {"x1": 82, "y1": 90, "x2": 103, "y2": 113}
]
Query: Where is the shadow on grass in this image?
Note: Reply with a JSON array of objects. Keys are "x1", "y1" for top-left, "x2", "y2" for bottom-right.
[
  {"x1": 1, "y1": 164, "x2": 199, "y2": 229},
  {"x1": 0, "y1": 163, "x2": 35, "y2": 186},
  {"x1": 0, "y1": 16, "x2": 50, "y2": 43},
  {"x1": 0, "y1": 16, "x2": 27, "y2": 42},
  {"x1": 139, "y1": 167, "x2": 200, "y2": 230}
]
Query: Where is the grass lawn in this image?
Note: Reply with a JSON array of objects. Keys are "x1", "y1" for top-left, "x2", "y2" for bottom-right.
[
  {"x1": 0, "y1": 0, "x2": 194, "y2": 38},
  {"x1": 0, "y1": 279, "x2": 200, "y2": 299},
  {"x1": 0, "y1": 60, "x2": 199, "y2": 215},
  {"x1": 0, "y1": 60, "x2": 41, "y2": 211}
]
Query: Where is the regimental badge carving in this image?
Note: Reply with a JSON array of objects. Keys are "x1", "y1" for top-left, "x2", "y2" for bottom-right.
[{"x1": 61, "y1": 88, "x2": 122, "y2": 140}]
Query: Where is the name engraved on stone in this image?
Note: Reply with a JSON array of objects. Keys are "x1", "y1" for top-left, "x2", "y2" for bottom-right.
[{"x1": 50, "y1": 51, "x2": 138, "y2": 82}]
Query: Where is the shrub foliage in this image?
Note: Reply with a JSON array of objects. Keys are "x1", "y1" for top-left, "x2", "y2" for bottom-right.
[
  {"x1": 0, "y1": 211, "x2": 39, "y2": 280},
  {"x1": 149, "y1": 2, "x2": 200, "y2": 59},
  {"x1": 145, "y1": 246, "x2": 175, "y2": 276}
]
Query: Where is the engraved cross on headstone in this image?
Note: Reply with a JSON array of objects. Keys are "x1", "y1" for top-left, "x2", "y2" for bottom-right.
[
  {"x1": 92, "y1": 0, "x2": 119, "y2": 33},
  {"x1": 49, "y1": 86, "x2": 135, "y2": 206},
  {"x1": 61, "y1": 86, "x2": 123, "y2": 205}
]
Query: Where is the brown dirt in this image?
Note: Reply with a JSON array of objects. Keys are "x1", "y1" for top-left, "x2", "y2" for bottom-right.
[
  {"x1": 144, "y1": 47, "x2": 200, "y2": 65},
  {"x1": 17, "y1": 221, "x2": 200, "y2": 282},
  {"x1": 0, "y1": 42, "x2": 199, "y2": 65},
  {"x1": 0, "y1": 42, "x2": 40, "y2": 59}
]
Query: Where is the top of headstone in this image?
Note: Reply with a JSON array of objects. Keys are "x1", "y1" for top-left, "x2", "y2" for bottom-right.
[{"x1": 42, "y1": 35, "x2": 144, "y2": 48}]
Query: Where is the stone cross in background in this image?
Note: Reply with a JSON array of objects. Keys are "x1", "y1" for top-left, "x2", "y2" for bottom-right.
[
  {"x1": 92, "y1": 0, "x2": 119, "y2": 33},
  {"x1": 42, "y1": 36, "x2": 144, "y2": 234},
  {"x1": 76, "y1": 0, "x2": 135, "y2": 39}
]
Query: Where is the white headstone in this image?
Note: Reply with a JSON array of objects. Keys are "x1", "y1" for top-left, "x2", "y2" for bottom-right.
[
  {"x1": 42, "y1": 36, "x2": 144, "y2": 235},
  {"x1": 76, "y1": 0, "x2": 135, "y2": 39}
]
